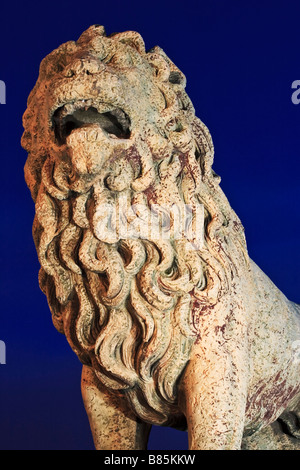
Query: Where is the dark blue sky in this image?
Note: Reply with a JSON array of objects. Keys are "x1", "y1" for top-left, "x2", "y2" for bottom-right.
[{"x1": 0, "y1": 0, "x2": 299, "y2": 450}]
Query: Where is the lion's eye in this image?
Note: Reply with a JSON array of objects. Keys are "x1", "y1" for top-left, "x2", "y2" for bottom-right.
[{"x1": 52, "y1": 104, "x2": 131, "y2": 145}]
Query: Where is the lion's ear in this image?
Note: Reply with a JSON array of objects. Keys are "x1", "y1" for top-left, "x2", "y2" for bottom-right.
[
  {"x1": 109, "y1": 31, "x2": 146, "y2": 55},
  {"x1": 147, "y1": 46, "x2": 186, "y2": 87},
  {"x1": 77, "y1": 25, "x2": 106, "y2": 45}
]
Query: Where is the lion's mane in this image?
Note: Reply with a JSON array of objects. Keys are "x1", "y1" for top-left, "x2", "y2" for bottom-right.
[{"x1": 22, "y1": 25, "x2": 248, "y2": 427}]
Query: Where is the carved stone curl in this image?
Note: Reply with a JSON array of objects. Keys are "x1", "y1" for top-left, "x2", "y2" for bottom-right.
[{"x1": 22, "y1": 25, "x2": 300, "y2": 450}]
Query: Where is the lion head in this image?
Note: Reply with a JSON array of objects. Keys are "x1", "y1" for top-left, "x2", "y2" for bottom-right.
[{"x1": 22, "y1": 25, "x2": 248, "y2": 428}]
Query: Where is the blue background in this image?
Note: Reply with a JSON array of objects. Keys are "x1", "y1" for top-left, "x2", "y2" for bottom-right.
[{"x1": 0, "y1": 0, "x2": 299, "y2": 450}]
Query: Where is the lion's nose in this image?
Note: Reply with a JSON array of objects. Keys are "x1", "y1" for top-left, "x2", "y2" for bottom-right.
[{"x1": 64, "y1": 57, "x2": 105, "y2": 77}]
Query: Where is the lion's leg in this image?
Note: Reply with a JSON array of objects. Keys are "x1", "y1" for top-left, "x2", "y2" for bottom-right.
[
  {"x1": 81, "y1": 366, "x2": 151, "y2": 450},
  {"x1": 276, "y1": 391, "x2": 300, "y2": 440},
  {"x1": 242, "y1": 393, "x2": 300, "y2": 450},
  {"x1": 180, "y1": 356, "x2": 247, "y2": 450},
  {"x1": 179, "y1": 307, "x2": 249, "y2": 450},
  {"x1": 241, "y1": 420, "x2": 300, "y2": 450}
]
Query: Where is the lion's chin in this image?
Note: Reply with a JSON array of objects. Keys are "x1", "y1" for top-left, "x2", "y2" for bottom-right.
[{"x1": 52, "y1": 100, "x2": 131, "y2": 145}]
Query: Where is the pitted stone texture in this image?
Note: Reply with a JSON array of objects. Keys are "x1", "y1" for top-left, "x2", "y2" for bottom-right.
[{"x1": 22, "y1": 25, "x2": 300, "y2": 450}]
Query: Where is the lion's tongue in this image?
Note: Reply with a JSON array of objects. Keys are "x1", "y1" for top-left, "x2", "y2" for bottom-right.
[
  {"x1": 64, "y1": 124, "x2": 109, "y2": 182},
  {"x1": 67, "y1": 123, "x2": 104, "y2": 144}
]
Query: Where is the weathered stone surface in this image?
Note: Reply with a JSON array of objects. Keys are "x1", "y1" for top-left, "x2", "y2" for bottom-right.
[{"x1": 22, "y1": 25, "x2": 300, "y2": 450}]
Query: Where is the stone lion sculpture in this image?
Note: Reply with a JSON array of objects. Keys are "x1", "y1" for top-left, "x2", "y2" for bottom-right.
[{"x1": 22, "y1": 25, "x2": 300, "y2": 450}]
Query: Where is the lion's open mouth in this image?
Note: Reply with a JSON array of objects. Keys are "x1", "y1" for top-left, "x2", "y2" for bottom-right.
[{"x1": 52, "y1": 101, "x2": 131, "y2": 145}]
